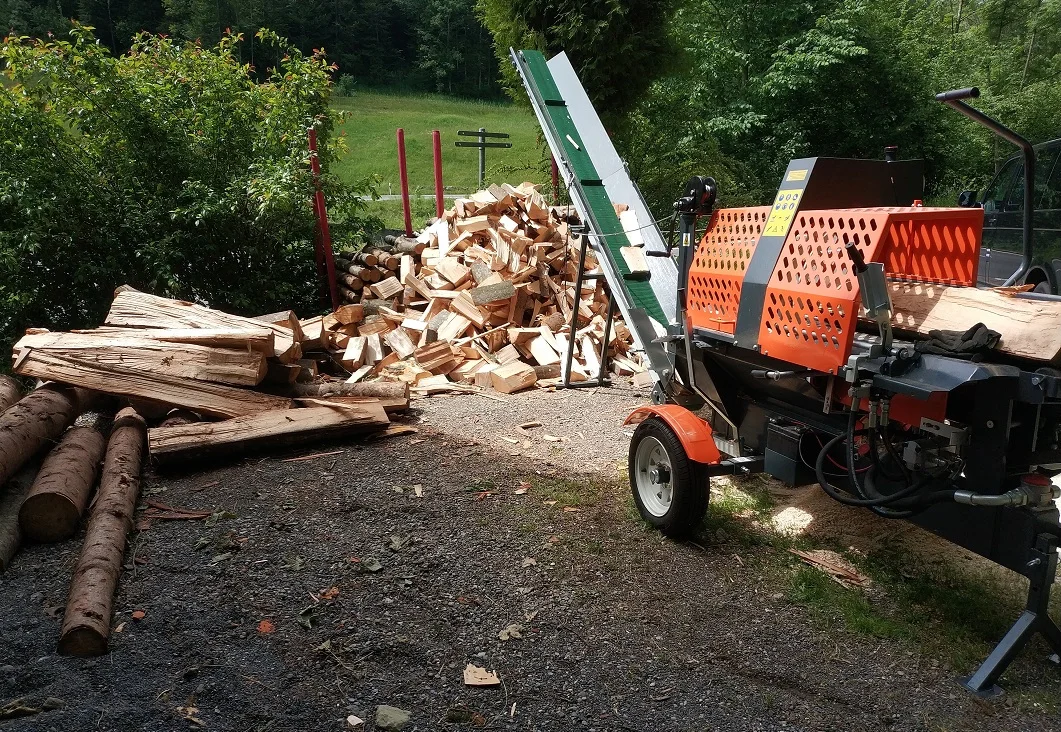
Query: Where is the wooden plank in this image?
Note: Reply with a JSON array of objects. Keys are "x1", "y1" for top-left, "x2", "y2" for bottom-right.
[
  {"x1": 15, "y1": 350, "x2": 290, "y2": 419},
  {"x1": 887, "y1": 283, "x2": 1061, "y2": 361},
  {"x1": 148, "y1": 405, "x2": 389, "y2": 464},
  {"x1": 14, "y1": 331, "x2": 268, "y2": 387}
]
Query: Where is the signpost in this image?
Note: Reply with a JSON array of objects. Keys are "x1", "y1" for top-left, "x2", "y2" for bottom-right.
[{"x1": 455, "y1": 128, "x2": 512, "y2": 189}]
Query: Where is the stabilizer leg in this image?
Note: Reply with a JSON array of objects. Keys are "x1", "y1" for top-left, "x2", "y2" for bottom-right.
[{"x1": 961, "y1": 534, "x2": 1061, "y2": 696}]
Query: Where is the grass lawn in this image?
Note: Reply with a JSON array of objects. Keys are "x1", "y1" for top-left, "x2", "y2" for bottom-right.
[{"x1": 333, "y1": 90, "x2": 548, "y2": 198}]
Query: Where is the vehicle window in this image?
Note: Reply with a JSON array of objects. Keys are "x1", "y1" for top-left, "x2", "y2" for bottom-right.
[
  {"x1": 1040, "y1": 145, "x2": 1061, "y2": 211},
  {"x1": 996, "y1": 144, "x2": 1060, "y2": 211},
  {"x1": 983, "y1": 157, "x2": 1020, "y2": 213}
]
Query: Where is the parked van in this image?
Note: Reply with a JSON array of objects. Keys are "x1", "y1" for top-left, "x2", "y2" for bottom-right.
[{"x1": 975, "y1": 138, "x2": 1061, "y2": 291}]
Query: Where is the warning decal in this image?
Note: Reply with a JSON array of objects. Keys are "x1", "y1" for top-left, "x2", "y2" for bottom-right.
[{"x1": 763, "y1": 188, "x2": 803, "y2": 238}]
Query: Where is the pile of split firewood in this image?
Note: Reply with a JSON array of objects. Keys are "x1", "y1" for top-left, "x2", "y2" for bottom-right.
[{"x1": 332, "y1": 181, "x2": 650, "y2": 393}]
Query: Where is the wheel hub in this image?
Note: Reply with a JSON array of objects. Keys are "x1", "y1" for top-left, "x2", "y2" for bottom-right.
[{"x1": 634, "y1": 435, "x2": 674, "y2": 517}]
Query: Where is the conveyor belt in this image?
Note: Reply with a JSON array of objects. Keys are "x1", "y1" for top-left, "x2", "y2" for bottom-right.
[{"x1": 510, "y1": 49, "x2": 673, "y2": 377}]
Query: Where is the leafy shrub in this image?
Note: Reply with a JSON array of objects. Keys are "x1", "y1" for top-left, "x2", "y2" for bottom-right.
[
  {"x1": 335, "y1": 74, "x2": 358, "y2": 97},
  {"x1": 0, "y1": 24, "x2": 377, "y2": 350}
]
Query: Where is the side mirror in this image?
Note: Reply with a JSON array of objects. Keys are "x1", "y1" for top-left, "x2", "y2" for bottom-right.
[{"x1": 957, "y1": 190, "x2": 979, "y2": 207}]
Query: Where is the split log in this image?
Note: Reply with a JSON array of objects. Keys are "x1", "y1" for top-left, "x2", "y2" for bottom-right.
[
  {"x1": 19, "y1": 425, "x2": 107, "y2": 543},
  {"x1": 886, "y1": 283, "x2": 1061, "y2": 362},
  {"x1": 296, "y1": 395, "x2": 409, "y2": 414},
  {"x1": 284, "y1": 381, "x2": 409, "y2": 401},
  {"x1": 490, "y1": 361, "x2": 537, "y2": 393},
  {"x1": 71, "y1": 326, "x2": 274, "y2": 354},
  {"x1": 104, "y1": 289, "x2": 300, "y2": 363},
  {"x1": 0, "y1": 376, "x2": 22, "y2": 414},
  {"x1": 251, "y1": 310, "x2": 305, "y2": 345},
  {"x1": 0, "y1": 384, "x2": 83, "y2": 489},
  {"x1": 148, "y1": 404, "x2": 389, "y2": 464},
  {"x1": 58, "y1": 408, "x2": 146, "y2": 657},
  {"x1": 0, "y1": 462, "x2": 40, "y2": 571},
  {"x1": 14, "y1": 350, "x2": 290, "y2": 419},
  {"x1": 15, "y1": 332, "x2": 268, "y2": 387}
]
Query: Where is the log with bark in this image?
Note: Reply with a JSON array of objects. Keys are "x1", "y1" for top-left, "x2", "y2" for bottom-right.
[
  {"x1": 14, "y1": 350, "x2": 290, "y2": 419},
  {"x1": 0, "y1": 462, "x2": 40, "y2": 571},
  {"x1": 19, "y1": 424, "x2": 107, "y2": 543},
  {"x1": 0, "y1": 384, "x2": 84, "y2": 489},
  {"x1": 148, "y1": 404, "x2": 390, "y2": 464},
  {"x1": 57, "y1": 408, "x2": 146, "y2": 657},
  {"x1": 284, "y1": 380, "x2": 409, "y2": 401},
  {"x1": 0, "y1": 375, "x2": 22, "y2": 415}
]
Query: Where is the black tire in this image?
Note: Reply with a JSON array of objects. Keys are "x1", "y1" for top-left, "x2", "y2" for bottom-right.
[{"x1": 628, "y1": 417, "x2": 710, "y2": 539}]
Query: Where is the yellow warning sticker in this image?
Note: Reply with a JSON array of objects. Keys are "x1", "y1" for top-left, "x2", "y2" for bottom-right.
[
  {"x1": 763, "y1": 188, "x2": 804, "y2": 237},
  {"x1": 786, "y1": 169, "x2": 808, "y2": 182}
]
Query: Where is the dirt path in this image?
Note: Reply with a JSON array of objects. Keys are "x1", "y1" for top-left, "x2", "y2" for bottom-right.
[{"x1": 1, "y1": 387, "x2": 1058, "y2": 731}]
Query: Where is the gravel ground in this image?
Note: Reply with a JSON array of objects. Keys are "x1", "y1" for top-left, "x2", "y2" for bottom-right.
[{"x1": 0, "y1": 387, "x2": 1058, "y2": 731}]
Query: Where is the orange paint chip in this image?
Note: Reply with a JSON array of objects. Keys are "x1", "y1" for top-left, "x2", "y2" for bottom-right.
[
  {"x1": 131, "y1": 610, "x2": 146, "y2": 620},
  {"x1": 257, "y1": 619, "x2": 276, "y2": 634}
]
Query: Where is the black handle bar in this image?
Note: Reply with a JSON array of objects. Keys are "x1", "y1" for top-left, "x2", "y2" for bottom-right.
[{"x1": 935, "y1": 87, "x2": 980, "y2": 102}]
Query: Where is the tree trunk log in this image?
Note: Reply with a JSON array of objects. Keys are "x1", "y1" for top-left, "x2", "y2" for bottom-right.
[
  {"x1": 286, "y1": 381, "x2": 409, "y2": 400},
  {"x1": 0, "y1": 463, "x2": 40, "y2": 571},
  {"x1": 158, "y1": 409, "x2": 200, "y2": 428},
  {"x1": 19, "y1": 425, "x2": 107, "y2": 543},
  {"x1": 57, "y1": 408, "x2": 146, "y2": 657},
  {"x1": 0, "y1": 385, "x2": 83, "y2": 489},
  {"x1": 0, "y1": 376, "x2": 22, "y2": 415}
]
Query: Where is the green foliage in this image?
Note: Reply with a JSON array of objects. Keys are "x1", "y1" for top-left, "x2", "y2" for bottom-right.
[
  {"x1": 627, "y1": 0, "x2": 1061, "y2": 211},
  {"x1": 476, "y1": 0, "x2": 677, "y2": 116},
  {"x1": 1, "y1": 0, "x2": 503, "y2": 99},
  {"x1": 0, "y1": 24, "x2": 376, "y2": 347}
]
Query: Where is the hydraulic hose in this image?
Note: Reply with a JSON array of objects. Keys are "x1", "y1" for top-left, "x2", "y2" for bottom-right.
[{"x1": 816, "y1": 431, "x2": 942, "y2": 507}]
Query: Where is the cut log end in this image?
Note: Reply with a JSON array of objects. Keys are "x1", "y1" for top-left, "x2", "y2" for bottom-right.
[
  {"x1": 19, "y1": 493, "x2": 82, "y2": 544},
  {"x1": 57, "y1": 626, "x2": 108, "y2": 657}
]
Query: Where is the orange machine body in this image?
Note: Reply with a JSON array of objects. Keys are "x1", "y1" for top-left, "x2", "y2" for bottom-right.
[{"x1": 687, "y1": 206, "x2": 983, "y2": 375}]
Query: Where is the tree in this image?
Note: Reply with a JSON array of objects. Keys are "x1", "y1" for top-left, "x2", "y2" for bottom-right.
[
  {"x1": 476, "y1": 0, "x2": 676, "y2": 115},
  {"x1": 0, "y1": 25, "x2": 377, "y2": 349}
]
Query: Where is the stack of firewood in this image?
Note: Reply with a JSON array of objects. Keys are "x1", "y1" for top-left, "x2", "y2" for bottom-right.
[{"x1": 331, "y1": 181, "x2": 649, "y2": 394}]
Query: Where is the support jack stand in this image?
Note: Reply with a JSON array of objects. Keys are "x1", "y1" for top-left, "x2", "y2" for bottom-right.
[
  {"x1": 559, "y1": 233, "x2": 616, "y2": 389},
  {"x1": 961, "y1": 534, "x2": 1061, "y2": 696}
]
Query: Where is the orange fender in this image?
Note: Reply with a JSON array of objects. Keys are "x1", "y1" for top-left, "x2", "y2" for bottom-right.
[{"x1": 624, "y1": 405, "x2": 722, "y2": 465}]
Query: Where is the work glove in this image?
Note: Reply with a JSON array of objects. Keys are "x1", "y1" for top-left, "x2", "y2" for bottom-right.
[{"x1": 913, "y1": 322, "x2": 1001, "y2": 360}]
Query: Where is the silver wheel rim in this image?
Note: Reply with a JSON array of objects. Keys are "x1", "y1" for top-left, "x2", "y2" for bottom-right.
[{"x1": 634, "y1": 435, "x2": 673, "y2": 517}]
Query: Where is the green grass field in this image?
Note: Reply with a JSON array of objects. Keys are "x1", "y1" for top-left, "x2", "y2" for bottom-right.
[{"x1": 333, "y1": 90, "x2": 548, "y2": 199}]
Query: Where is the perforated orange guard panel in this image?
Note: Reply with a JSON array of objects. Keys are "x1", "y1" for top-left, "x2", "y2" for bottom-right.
[
  {"x1": 757, "y1": 207, "x2": 982, "y2": 373},
  {"x1": 687, "y1": 207, "x2": 771, "y2": 334}
]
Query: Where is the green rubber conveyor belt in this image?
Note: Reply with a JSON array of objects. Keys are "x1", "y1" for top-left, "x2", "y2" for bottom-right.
[{"x1": 515, "y1": 50, "x2": 667, "y2": 325}]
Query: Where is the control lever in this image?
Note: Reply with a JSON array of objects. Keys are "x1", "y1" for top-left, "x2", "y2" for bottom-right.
[{"x1": 844, "y1": 242, "x2": 893, "y2": 356}]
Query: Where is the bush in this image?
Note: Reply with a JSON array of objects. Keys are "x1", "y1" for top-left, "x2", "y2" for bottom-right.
[
  {"x1": 335, "y1": 74, "x2": 357, "y2": 97},
  {"x1": 0, "y1": 24, "x2": 378, "y2": 351}
]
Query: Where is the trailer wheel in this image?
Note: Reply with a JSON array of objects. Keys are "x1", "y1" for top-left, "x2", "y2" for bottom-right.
[{"x1": 629, "y1": 417, "x2": 709, "y2": 539}]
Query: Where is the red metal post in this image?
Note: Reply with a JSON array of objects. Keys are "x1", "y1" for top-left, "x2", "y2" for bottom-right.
[
  {"x1": 432, "y1": 129, "x2": 445, "y2": 219},
  {"x1": 551, "y1": 156, "x2": 560, "y2": 203},
  {"x1": 397, "y1": 128, "x2": 413, "y2": 236},
  {"x1": 308, "y1": 128, "x2": 340, "y2": 311}
]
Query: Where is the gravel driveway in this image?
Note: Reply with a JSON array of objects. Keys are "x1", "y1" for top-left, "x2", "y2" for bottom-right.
[{"x1": 0, "y1": 386, "x2": 1058, "y2": 731}]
